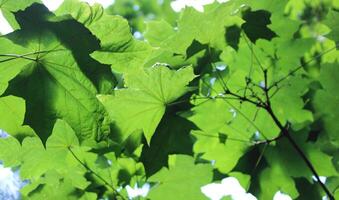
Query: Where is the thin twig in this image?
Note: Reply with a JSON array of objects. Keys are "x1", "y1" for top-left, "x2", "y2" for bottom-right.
[
  {"x1": 68, "y1": 147, "x2": 127, "y2": 200},
  {"x1": 263, "y1": 76, "x2": 334, "y2": 199},
  {"x1": 268, "y1": 44, "x2": 339, "y2": 90}
]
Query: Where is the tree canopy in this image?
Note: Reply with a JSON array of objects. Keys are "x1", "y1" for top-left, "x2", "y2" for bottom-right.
[{"x1": 0, "y1": 0, "x2": 339, "y2": 199}]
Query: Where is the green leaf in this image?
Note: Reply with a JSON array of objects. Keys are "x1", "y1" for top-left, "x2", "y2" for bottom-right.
[
  {"x1": 2, "y1": 121, "x2": 90, "y2": 193},
  {"x1": 56, "y1": 0, "x2": 152, "y2": 73},
  {"x1": 0, "y1": 95, "x2": 36, "y2": 139},
  {"x1": 22, "y1": 170, "x2": 83, "y2": 200},
  {"x1": 0, "y1": 136, "x2": 21, "y2": 166},
  {"x1": 259, "y1": 161, "x2": 299, "y2": 199},
  {"x1": 228, "y1": 171, "x2": 250, "y2": 189},
  {"x1": 324, "y1": 10, "x2": 339, "y2": 45},
  {"x1": 3, "y1": 6, "x2": 110, "y2": 142},
  {"x1": 46, "y1": 119, "x2": 79, "y2": 149},
  {"x1": 186, "y1": 96, "x2": 279, "y2": 143},
  {"x1": 0, "y1": 1, "x2": 338, "y2": 199},
  {"x1": 171, "y1": 2, "x2": 243, "y2": 52},
  {"x1": 0, "y1": 37, "x2": 34, "y2": 95},
  {"x1": 270, "y1": 75, "x2": 313, "y2": 128},
  {"x1": 144, "y1": 20, "x2": 176, "y2": 47},
  {"x1": 148, "y1": 155, "x2": 213, "y2": 200},
  {"x1": 262, "y1": 134, "x2": 337, "y2": 197},
  {"x1": 241, "y1": 10, "x2": 277, "y2": 43},
  {"x1": 105, "y1": 0, "x2": 178, "y2": 33},
  {"x1": 0, "y1": 0, "x2": 40, "y2": 29},
  {"x1": 20, "y1": 137, "x2": 54, "y2": 179},
  {"x1": 98, "y1": 65, "x2": 195, "y2": 144},
  {"x1": 141, "y1": 115, "x2": 194, "y2": 176},
  {"x1": 313, "y1": 63, "x2": 339, "y2": 146},
  {"x1": 192, "y1": 130, "x2": 249, "y2": 174}
]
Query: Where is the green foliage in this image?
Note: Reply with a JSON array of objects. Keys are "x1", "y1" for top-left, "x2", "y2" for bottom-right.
[
  {"x1": 0, "y1": 0, "x2": 338, "y2": 199},
  {"x1": 313, "y1": 64, "x2": 339, "y2": 149},
  {"x1": 148, "y1": 155, "x2": 213, "y2": 200},
  {"x1": 0, "y1": 0, "x2": 40, "y2": 29},
  {"x1": 98, "y1": 65, "x2": 195, "y2": 144},
  {"x1": 105, "y1": 0, "x2": 177, "y2": 33}
]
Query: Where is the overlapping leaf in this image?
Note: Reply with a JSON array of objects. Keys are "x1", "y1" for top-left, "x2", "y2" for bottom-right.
[
  {"x1": 0, "y1": 0, "x2": 40, "y2": 29},
  {"x1": 324, "y1": 10, "x2": 339, "y2": 45},
  {"x1": 1, "y1": 4, "x2": 110, "y2": 142},
  {"x1": 56, "y1": 0, "x2": 152, "y2": 73},
  {"x1": 99, "y1": 65, "x2": 195, "y2": 144},
  {"x1": 0, "y1": 95, "x2": 35, "y2": 139},
  {"x1": 0, "y1": 37, "x2": 35, "y2": 95},
  {"x1": 313, "y1": 63, "x2": 339, "y2": 147},
  {"x1": 0, "y1": 0, "x2": 338, "y2": 199}
]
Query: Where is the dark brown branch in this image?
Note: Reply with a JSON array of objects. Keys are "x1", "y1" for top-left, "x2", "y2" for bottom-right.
[
  {"x1": 263, "y1": 89, "x2": 334, "y2": 199},
  {"x1": 200, "y1": 43, "x2": 334, "y2": 198}
]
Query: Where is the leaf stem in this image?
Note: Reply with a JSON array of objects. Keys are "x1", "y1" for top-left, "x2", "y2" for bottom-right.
[
  {"x1": 67, "y1": 147, "x2": 127, "y2": 200},
  {"x1": 0, "y1": 49, "x2": 65, "y2": 63}
]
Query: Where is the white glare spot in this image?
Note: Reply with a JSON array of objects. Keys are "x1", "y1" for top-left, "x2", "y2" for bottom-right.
[
  {"x1": 107, "y1": 160, "x2": 112, "y2": 166},
  {"x1": 117, "y1": 186, "x2": 123, "y2": 192},
  {"x1": 273, "y1": 191, "x2": 292, "y2": 200},
  {"x1": 42, "y1": 0, "x2": 64, "y2": 11},
  {"x1": 0, "y1": 129, "x2": 9, "y2": 138},
  {"x1": 316, "y1": 35, "x2": 326, "y2": 42},
  {"x1": 41, "y1": 0, "x2": 115, "y2": 11},
  {"x1": 259, "y1": 81, "x2": 265, "y2": 89},
  {"x1": 133, "y1": 31, "x2": 143, "y2": 40},
  {"x1": 201, "y1": 177, "x2": 256, "y2": 200},
  {"x1": 147, "y1": 13, "x2": 156, "y2": 20},
  {"x1": 126, "y1": 183, "x2": 150, "y2": 199},
  {"x1": 229, "y1": 108, "x2": 237, "y2": 118},
  {"x1": 215, "y1": 63, "x2": 227, "y2": 71},
  {"x1": 312, "y1": 176, "x2": 327, "y2": 184},
  {"x1": 0, "y1": 10, "x2": 14, "y2": 35},
  {"x1": 254, "y1": 131, "x2": 260, "y2": 139},
  {"x1": 231, "y1": 8, "x2": 240, "y2": 15},
  {"x1": 210, "y1": 77, "x2": 217, "y2": 86},
  {"x1": 171, "y1": 0, "x2": 214, "y2": 12},
  {"x1": 201, "y1": 182, "x2": 226, "y2": 200},
  {"x1": 211, "y1": 160, "x2": 216, "y2": 166},
  {"x1": 152, "y1": 62, "x2": 170, "y2": 68},
  {"x1": 80, "y1": 0, "x2": 115, "y2": 8},
  {"x1": 133, "y1": 5, "x2": 140, "y2": 11},
  {"x1": 0, "y1": 164, "x2": 25, "y2": 200}
]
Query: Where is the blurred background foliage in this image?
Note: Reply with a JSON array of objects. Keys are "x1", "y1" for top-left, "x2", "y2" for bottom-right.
[{"x1": 106, "y1": 0, "x2": 178, "y2": 35}]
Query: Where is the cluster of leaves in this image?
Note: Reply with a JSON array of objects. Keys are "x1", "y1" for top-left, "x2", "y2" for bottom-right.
[{"x1": 0, "y1": 0, "x2": 339, "y2": 199}]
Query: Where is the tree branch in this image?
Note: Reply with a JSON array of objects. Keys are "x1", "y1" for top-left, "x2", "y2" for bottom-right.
[{"x1": 263, "y1": 81, "x2": 334, "y2": 199}]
